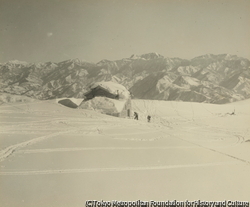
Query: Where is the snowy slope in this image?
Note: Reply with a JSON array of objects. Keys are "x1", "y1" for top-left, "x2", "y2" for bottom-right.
[{"x1": 0, "y1": 98, "x2": 249, "y2": 205}]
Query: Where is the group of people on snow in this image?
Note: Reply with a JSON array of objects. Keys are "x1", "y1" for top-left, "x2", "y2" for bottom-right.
[{"x1": 133, "y1": 112, "x2": 151, "y2": 123}]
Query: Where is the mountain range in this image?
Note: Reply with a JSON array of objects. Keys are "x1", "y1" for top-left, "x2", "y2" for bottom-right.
[{"x1": 1, "y1": 53, "x2": 250, "y2": 104}]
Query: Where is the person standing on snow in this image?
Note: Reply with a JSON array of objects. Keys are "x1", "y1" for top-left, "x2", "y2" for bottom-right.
[
  {"x1": 134, "y1": 112, "x2": 138, "y2": 120},
  {"x1": 147, "y1": 115, "x2": 151, "y2": 122}
]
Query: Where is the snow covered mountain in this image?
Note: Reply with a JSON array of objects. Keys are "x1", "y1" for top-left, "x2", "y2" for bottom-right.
[{"x1": 0, "y1": 53, "x2": 250, "y2": 104}]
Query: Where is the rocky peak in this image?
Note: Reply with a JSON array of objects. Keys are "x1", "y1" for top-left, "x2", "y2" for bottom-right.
[{"x1": 139, "y1": 52, "x2": 164, "y2": 60}]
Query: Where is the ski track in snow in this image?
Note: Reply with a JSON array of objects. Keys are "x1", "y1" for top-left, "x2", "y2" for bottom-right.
[
  {"x1": 164, "y1": 132, "x2": 250, "y2": 166},
  {"x1": 18, "y1": 146, "x2": 197, "y2": 154},
  {"x1": 0, "y1": 99, "x2": 249, "y2": 179},
  {"x1": 0, "y1": 129, "x2": 77, "y2": 162},
  {"x1": 132, "y1": 100, "x2": 250, "y2": 166},
  {"x1": 0, "y1": 162, "x2": 238, "y2": 175}
]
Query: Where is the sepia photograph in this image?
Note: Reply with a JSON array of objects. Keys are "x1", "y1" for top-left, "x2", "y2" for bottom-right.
[{"x1": 0, "y1": 0, "x2": 250, "y2": 206}]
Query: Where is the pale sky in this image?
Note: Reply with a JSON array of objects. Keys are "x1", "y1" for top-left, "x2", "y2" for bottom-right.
[{"x1": 0, "y1": 0, "x2": 249, "y2": 63}]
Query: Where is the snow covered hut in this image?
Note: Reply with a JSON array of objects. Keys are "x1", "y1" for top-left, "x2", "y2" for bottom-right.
[{"x1": 79, "y1": 81, "x2": 131, "y2": 117}]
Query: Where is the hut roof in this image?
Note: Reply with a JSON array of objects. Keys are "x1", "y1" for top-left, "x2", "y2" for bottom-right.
[
  {"x1": 57, "y1": 98, "x2": 84, "y2": 108},
  {"x1": 89, "y1": 81, "x2": 130, "y2": 99},
  {"x1": 58, "y1": 99, "x2": 78, "y2": 108}
]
